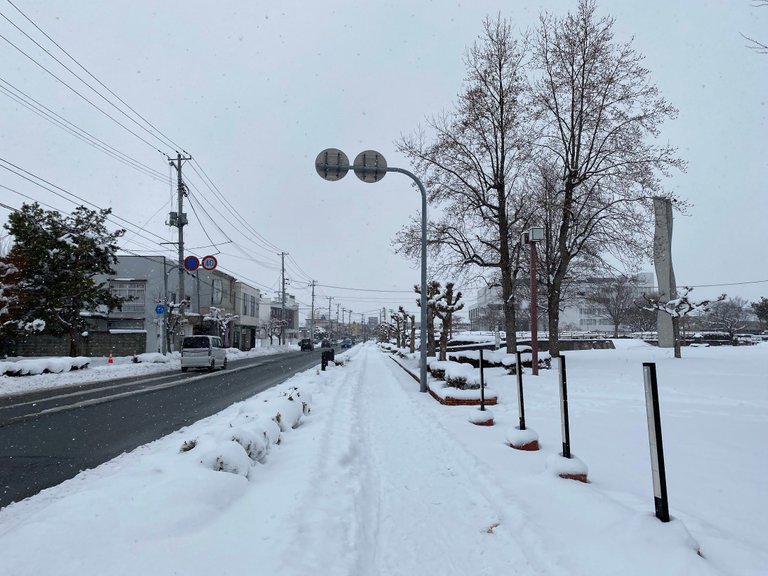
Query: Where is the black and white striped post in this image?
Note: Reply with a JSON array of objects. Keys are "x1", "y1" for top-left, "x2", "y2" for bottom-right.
[
  {"x1": 559, "y1": 355, "x2": 571, "y2": 459},
  {"x1": 643, "y1": 362, "x2": 670, "y2": 522},
  {"x1": 516, "y1": 349, "x2": 526, "y2": 430},
  {"x1": 479, "y1": 349, "x2": 486, "y2": 411}
]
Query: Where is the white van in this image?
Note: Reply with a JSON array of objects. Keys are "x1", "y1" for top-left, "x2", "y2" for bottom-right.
[{"x1": 180, "y1": 335, "x2": 228, "y2": 372}]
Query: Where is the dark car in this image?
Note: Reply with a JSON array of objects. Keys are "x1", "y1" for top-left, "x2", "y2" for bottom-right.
[
  {"x1": 320, "y1": 339, "x2": 332, "y2": 348},
  {"x1": 340, "y1": 338, "x2": 352, "y2": 349},
  {"x1": 299, "y1": 338, "x2": 314, "y2": 351}
]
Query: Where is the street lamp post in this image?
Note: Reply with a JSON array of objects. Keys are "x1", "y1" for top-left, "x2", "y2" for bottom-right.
[
  {"x1": 523, "y1": 226, "x2": 545, "y2": 375},
  {"x1": 315, "y1": 148, "x2": 428, "y2": 393}
]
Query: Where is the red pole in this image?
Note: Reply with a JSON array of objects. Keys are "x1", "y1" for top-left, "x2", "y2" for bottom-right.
[{"x1": 530, "y1": 239, "x2": 539, "y2": 376}]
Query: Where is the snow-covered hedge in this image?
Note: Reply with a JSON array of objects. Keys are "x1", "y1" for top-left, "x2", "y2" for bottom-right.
[
  {"x1": 178, "y1": 386, "x2": 311, "y2": 478},
  {"x1": 134, "y1": 353, "x2": 171, "y2": 364},
  {"x1": 0, "y1": 356, "x2": 90, "y2": 376}
]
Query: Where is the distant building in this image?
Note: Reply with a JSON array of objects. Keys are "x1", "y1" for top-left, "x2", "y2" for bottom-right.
[{"x1": 468, "y1": 272, "x2": 656, "y2": 335}]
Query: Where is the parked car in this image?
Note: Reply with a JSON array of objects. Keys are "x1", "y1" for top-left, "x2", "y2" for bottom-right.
[
  {"x1": 180, "y1": 335, "x2": 227, "y2": 372},
  {"x1": 320, "y1": 339, "x2": 332, "y2": 348},
  {"x1": 340, "y1": 338, "x2": 352, "y2": 349},
  {"x1": 299, "y1": 338, "x2": 314, "y2": 351}
]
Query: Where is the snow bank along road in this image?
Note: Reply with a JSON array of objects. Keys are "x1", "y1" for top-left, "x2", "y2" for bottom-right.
[{"x1": 0, "y1": 349, "x2": 323, "y2": 508}]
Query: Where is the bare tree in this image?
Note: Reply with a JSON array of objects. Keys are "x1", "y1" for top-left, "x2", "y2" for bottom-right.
[
  {"x1": 705, "y1": 297, "x2": 750, "y2": 341},
  {"x1": 266, "y1": 318, "x2": 287, "y2": 346},
  {"x1": 583, "y1": 275, "x2": 639, "y2": 337},
  {"x1": 531, "y1": 0, "x2": 684, "y2": 356},
  {"x1": 396, "y1": 15, "x2": 534, "y2": 353}
]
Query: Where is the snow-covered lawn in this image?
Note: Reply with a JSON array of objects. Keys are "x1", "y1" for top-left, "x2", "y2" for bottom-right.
[
  {"x1": 0, "y1": 344, "x2": 298, "y2": 397},
  {"x1": 0, "y1": 341, "x2": 765, "y2": 575}
]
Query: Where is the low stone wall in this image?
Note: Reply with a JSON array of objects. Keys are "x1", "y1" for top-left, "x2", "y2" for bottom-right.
[{"x1": 11, "y1": 332, "x2": 147, "y2": 357}]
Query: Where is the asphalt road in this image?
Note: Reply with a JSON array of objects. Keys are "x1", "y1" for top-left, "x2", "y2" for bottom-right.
[{"x1": 0, "y1": 349, "x2": 324, "y2": 509}]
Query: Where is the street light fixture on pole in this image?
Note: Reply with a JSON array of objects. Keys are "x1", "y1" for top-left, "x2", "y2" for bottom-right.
[
  {"x1": 315, "y1": 148, "x2": 429, "y2": 393},
  {"x1": 523, "y1": 226, "x2": 545, "y2": 375}
]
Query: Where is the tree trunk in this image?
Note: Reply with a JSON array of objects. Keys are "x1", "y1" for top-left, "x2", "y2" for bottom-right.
[
  {"x1": 428, "y1": 308, "x2": 436, "y2": 357},
  {"x1": 410, "y1": 317, "x2": 416, "y2": 353},
  {"x1": 68, "y1": 328, "x2": 78, "y2": 357},
  {"x1": 672, "y1": 316, "x2": 681, "y2": 359},
  {"x1": 439, "y1": 325, "x2": 448, "y2": 361}
]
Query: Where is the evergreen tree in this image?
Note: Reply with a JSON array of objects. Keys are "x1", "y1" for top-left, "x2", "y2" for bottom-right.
[
  {"x1": 3, "y1": 203, "x2": 125, "y2": 356},
  {"x1": 751, "y1": 297, "x2": 768, "y2": 330}
]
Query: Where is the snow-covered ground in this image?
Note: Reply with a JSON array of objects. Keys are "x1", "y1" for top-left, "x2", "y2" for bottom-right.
[{"x1": 0, "y1": 340, "x2": 765, "y2": 575}]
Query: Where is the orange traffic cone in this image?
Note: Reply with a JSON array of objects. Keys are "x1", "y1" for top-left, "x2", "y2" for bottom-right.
[{"x1": 108, "y1": 352, "x2": 113, "y2": 364}]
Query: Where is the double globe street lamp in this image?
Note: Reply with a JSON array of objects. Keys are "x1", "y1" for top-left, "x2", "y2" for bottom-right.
[{"x1": 315, "y1": 148, "x2": 428, "y2": 393}]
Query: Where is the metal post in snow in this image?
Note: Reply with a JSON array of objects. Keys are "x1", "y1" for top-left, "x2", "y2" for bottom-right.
[
  {"x1": 559, "y1": 355, "x2": 572, "y2": 459},
  {"x1": 516, "y1": 349, "x2": 526, "y2": 430},
  {"x1": 479, "y1": 349, "x2": 485, "y2": 411},
  {"x1": 643, "y1": 362, "x2": 670, "y2": 522}
]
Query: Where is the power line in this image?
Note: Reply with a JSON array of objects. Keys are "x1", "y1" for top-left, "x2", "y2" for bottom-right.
[
  {"x1": 0, "y1": 5, "x2": 177, "y2": 152},
  {"x1": 0, "y1": 30, "x2": 165, "y2": 152},
  {"x1": 3, "y1": 0, "x2": 183, "y2": 151},
  {"x1": 315, "y1": 282, "x2": 415, "y2": 294},
  {"x1": 0, "y1": 158, "x2": 175, "y2": 250},
  {"x1": 0, "y1": 77, "x2": 168, "y2": 182}
]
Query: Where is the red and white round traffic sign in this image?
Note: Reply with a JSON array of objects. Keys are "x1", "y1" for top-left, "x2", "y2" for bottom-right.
[{"x1": 201, "y1": 255, "x2": 218, "y2": 271}]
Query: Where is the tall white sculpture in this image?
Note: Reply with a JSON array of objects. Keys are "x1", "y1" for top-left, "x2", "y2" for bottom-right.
[{"x1": 653, "y1": 197, "x2": 676, "y2": 348}]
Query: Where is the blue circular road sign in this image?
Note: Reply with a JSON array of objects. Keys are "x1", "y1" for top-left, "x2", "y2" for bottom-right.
[
  {"x1": 155, "y1": 304, "x2": 166, "y2": 314},
  {"x1": 184, "y1": 255, "x2": 200, "y2": 271}
]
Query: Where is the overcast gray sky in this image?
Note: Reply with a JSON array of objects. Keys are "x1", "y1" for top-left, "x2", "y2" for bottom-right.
[{"x1": 1, "y1": 0, "x2": 765, "y2": 321}]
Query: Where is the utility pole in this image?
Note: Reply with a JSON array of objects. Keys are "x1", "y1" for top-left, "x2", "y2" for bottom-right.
[
  {"x1": 279, "y1": 252, "x2": 288, "y2": 345},
  {"x1": 336, "y1": 303, "x2": 340, "y2": 332},
  {"x1": 342, "y1": 307, "x2": 346, "y2": 336},
  {"x1": 309, "y1": 280, "x2": 317, "y2": 342},
  {"x1": 169, "y1": 152, "x2": 191, "y2": 349},
  {"x1": 326, "y1": 296, "x2": 333, "y2": 339}
]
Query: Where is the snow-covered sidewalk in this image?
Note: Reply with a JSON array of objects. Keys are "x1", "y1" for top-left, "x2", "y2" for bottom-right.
[{"x1": 0, "y1": 341, "x2": 764, "y2": 575}]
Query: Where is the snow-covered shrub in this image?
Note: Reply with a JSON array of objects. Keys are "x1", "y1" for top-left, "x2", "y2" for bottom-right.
[
  {"x1": 273, "y1": 396, "x2": 303, "y2": 431},
  {"x1": 283, "y1": 387, "x2": 312, "y2": 415},
  {"x1": 198, "y1": 441, "x2": 253, "y2": 477},
  {"x1": 428, "y1": 359, "x2": 451, "y2": 380},
  {"x1": 448, "y1": 351, "x2": 504, "y2": 369},
  {"x1": 228, "y1": 427, "x2": 269, "y2": 463},
  {"x1": 503, "y1": 352, "x2": 552, "y2": 374},
  {"x1": 443, "y1": 362, "x2": 481, "y2": 390},
  {"x1": 135, "y1": 353, "x2": 171, "y2": 364}
]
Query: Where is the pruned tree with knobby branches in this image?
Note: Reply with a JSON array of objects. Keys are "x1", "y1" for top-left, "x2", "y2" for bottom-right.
[
  {"x1": 644, "y1": 287, "x2": 725, "y2": 358},
  {"x1": 434, "y1": 282, "x2": 464, "y2": 361}
]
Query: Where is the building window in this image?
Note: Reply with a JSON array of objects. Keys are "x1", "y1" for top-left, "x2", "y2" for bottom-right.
[
  {"x1": 110, "y1": 281, "x2": 146, "y2": 313},
  {"x1": 250, "y1": 295, "x2": 257, "y2": 317}
]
